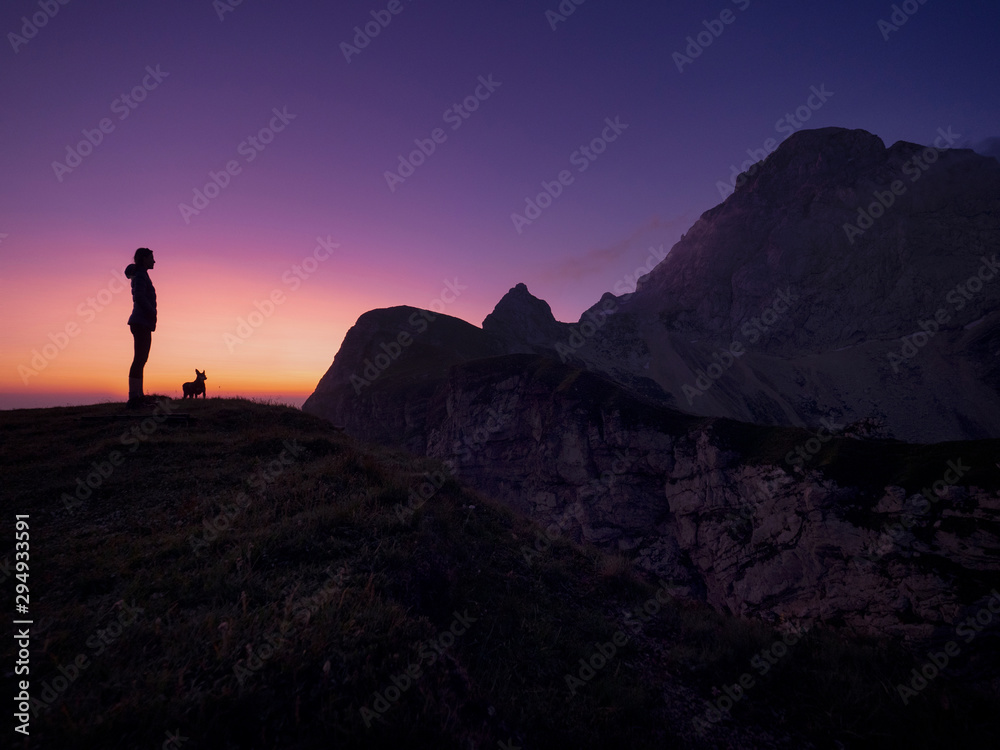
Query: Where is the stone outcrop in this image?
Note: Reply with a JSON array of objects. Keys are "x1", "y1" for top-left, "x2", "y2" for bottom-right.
[
  {"x1": 306, "y1": 348, "x2": 1000, "y2": 647},
  {"x1": 481, "y1": 282, "x2": 568, "y2": 355}
]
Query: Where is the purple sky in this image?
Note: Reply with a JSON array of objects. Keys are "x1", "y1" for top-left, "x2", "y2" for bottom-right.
[{"x1": 1, "y1": 0, "x2": 998, "y2": 407}]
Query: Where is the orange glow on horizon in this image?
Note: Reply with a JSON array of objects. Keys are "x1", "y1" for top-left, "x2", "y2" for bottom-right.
[
  {"x1": 1, "y1": 255, "x2": 367, "y2": 406},
  {"x1": 2, "y1": 237, "x2": 499, "y2": 410},
  {"x1": 0, "y1": 239, "x2": 500, "y2": 409}
]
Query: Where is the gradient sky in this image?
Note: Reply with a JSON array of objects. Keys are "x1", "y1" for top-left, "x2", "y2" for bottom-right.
[{"x1": 2, "y1": 0, "x2": 997, "y2": 408}]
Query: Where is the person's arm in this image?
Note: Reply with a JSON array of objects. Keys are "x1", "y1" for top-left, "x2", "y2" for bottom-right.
[{"x1": 134, "y1": 274, "x2": 157, "y2": 328}]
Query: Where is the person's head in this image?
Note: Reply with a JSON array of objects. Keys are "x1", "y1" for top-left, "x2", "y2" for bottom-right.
[{"x1": 134, "y1": 247, "x2": 155, "y2": 270}]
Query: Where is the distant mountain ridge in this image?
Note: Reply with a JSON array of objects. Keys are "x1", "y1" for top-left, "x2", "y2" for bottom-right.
[
  {"x1": 445, "y1": 126, "x2": 1000, "y2": 443},
  {"x1": 303, "y1": 124, "x2": 1000, "y2": 456},
  {"x1": 302, "y1": 127, "x2": 1000, "y2": 642},
  {"x1": 617, "y1": 127, "x2": 998, "y2": 352}
]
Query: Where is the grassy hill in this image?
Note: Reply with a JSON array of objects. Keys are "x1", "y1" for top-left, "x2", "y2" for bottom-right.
[{"x1": 2, "y1": 398, "x2": 998, "y2": 749}]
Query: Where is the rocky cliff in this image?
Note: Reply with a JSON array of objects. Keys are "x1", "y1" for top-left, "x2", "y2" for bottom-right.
[
  {"x1": 306, "y1": 349, "x2": 1000, "y2": 648},
  {"x1": 561, "y1": 128, "x2": 1000, "y2": 442},
  {"x1": 303, "y1": 127, "x2": 1000, "y2": 648}
]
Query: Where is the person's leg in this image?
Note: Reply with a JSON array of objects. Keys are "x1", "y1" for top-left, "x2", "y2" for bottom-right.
[{"x1": 128, "y1": 325, "x2": 152, "y2": 401}]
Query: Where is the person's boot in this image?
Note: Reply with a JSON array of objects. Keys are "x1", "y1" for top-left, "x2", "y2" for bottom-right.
[{"x1": 127, "y1": 376, "x2": 144, "y2": 409}]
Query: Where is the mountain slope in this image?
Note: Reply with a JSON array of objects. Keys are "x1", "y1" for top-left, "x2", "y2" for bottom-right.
[
  {"x1": 311, "y1": 129, "x2": 1000, "y2": 443},
  {"x1": 626, "y1": 127, "x2": 999, "y2": 352},
  {"x1": 569, "y1": 127, "x2": 1000, "y2": 441},
  {"x1": 302, "y1": 127, "x2": 1000, "y2": 648},
  {"x1": 4, "y1": 398, "x2": 1000, "y2": 748},
  {"x1": 305, "y1": 344, "x2": 1000, "y2": 641}
]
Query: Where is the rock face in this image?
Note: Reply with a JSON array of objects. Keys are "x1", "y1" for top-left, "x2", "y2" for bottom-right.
[
  {"x1": 627, "y1": 128, "x2": 999, "y2": 352},
  {"x1": 303, "y1": 127, "x2": 1000, "y2": 646},
  {"x1": 563, "y1": 127, "x2": 1000, "y2": 443},
  {"x1": 304, "y1": 305, "x2": 507, "y2": 439},
  {"x1": 306, "y1": 351, "x2": 1000, "y2": 647},
  {"x1": 311, "y1": 129, "x2": 1000, "y2": 445},
  {"x1": 481, "y1": 282, "x2": 567, "y2": 355}
]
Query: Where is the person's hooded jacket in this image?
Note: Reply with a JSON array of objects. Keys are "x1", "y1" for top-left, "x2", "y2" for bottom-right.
[{"x1": 125, "y1": 263, "x2": 157, "y2": 331}]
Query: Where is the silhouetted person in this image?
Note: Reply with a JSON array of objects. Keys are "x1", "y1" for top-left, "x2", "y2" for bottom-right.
[{"x1": 124, "y1": 247, "x2": 156, "y2": 408}]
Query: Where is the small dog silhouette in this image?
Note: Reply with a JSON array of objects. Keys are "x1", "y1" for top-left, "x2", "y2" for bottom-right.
[{"x1": 182, "y1": 369, "x2": 207, "y2": 399}]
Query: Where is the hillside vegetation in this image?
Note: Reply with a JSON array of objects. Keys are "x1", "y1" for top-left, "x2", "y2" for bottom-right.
[{"x1": 2, "y1": 398, "x2": 997, "y2": 749}]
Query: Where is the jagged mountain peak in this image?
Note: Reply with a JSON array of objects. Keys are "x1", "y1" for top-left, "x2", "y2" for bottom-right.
[
  {"x1": 483, "y1": 283, "x2": 554, "y2": 322},
  {"x1": 481, "y1": 282, "x2": 566, "y2": 352},
  {"x1": 759, "y1": 126, "x2": 886, "y2": 174},
  {"x1": 625, "y1": 127, "x2": 1000, "y2": 356},
  {"x1": 712, "y1": 127, "x2": 886, "y2": 206},
  {"x1": 307, "y1": 127, "x2": 1000, "y2": 444}
]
